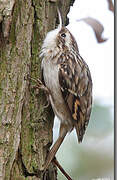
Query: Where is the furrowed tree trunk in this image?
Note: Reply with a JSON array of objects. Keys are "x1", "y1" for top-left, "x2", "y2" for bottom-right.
[{"x1": 0, "y1": 0, "x2": 75, "y2": 179}]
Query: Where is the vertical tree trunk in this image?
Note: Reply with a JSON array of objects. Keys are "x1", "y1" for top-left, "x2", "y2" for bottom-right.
[{"x1": 0, "y1": 0, "x2": 75, "y2": 179}]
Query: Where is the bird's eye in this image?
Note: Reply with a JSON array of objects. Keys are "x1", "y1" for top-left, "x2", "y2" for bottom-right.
[{"x1": 61, "y1": 33, "x2": 66, "y2": 38}]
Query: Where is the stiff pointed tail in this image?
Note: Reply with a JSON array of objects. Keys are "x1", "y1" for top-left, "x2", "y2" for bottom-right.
[{"x1": 74, "y1": 122, "x2": 84, "y2": 143}]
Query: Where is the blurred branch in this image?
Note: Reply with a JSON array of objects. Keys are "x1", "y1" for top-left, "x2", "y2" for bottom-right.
[
  {"x1": 77, "y1": 17, "x2": 108, "y2": 43},
  {"x1": 53, "y1": 158, "x2": 73, "y2": 180},
  {"x1": 107, "y1": 0, "x2": 114, "y2": 12}
]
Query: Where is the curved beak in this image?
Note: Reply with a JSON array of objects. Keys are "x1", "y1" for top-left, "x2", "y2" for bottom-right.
[{"x1": 57, "y1": 7, "x2": 62, "y2": 30}]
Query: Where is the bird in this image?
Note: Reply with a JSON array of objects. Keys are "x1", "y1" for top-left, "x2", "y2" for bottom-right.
[{"x1": 38, "y1": 8, "x2": 93, "y2": 171}]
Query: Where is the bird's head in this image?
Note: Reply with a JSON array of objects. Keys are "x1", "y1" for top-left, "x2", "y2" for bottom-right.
[{"x1": 40, "y1": 9, "x2": 78, "y2": 57}]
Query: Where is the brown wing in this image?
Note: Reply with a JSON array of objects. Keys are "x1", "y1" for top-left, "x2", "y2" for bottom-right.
[{"x1": 59, "y1": 53, "x2": 92, "y2": 142}]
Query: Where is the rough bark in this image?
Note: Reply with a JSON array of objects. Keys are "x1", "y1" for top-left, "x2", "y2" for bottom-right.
[{"x1": 0, "y1": 0, "x2": 75, "y2": 179}]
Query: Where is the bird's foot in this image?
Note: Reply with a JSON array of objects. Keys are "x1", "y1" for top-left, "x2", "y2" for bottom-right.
[
  {"x1": 28, "y1": 76, "x2": 49, "y2": 94},
  {"x1": 34, "y1": 78, "x2": 49, "y2": 93}
]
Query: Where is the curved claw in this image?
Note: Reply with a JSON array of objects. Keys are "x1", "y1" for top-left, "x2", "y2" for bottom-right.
[
  {"x1": 29, "y1": 76, "x2": 49, "y2": 94},
  {"x1": 43, "y1": 100, "x2": 50, "y2": 109}
]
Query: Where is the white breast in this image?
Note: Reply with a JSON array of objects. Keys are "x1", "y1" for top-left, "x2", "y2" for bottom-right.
[
  {"x1": 43, "y1": 60, "x2": 58, "y2": 89},
  {"x1": 41, "y1": 58, "x2": 72, "y2": 126}
]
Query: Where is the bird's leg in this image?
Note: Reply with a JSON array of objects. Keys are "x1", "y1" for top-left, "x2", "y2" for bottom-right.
[{"x1": 44, "y1": 123, "x2": 68, "y2": 170}]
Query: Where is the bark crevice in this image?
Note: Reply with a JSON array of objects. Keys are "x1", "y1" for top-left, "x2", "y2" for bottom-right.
[{"x1": 17, "y1": 148, "x2": 37, "y2": 177}]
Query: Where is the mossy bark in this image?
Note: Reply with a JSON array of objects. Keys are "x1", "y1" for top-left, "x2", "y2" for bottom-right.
[{"x1": 0, "y1": 0, "x2": 74, "y2": 179}]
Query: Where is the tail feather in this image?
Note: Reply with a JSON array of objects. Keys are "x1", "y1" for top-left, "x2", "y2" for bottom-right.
[{"x1": 74, "y1": 123, "x2": 85, "y2": 143}]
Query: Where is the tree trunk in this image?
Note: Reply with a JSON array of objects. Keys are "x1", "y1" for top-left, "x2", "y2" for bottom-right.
[{"x1": 0, "y1": 0, "x2": 75, "y2": 179}]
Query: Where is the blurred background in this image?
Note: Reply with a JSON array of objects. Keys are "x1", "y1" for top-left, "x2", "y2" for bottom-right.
[{"x1": 53, "y1": 0, "x2": 114, "y2": 179}]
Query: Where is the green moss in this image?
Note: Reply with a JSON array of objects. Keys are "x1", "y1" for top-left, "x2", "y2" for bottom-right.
[
  {"x1": 9, "y1": 1, "x2": 19, "y2": 44},
  {"x1": 15, "y1": 177, "x2": 25, "y2": 180},
  {"x1": 4, "y1": 130, "x2": 18, "y2": 179}
]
